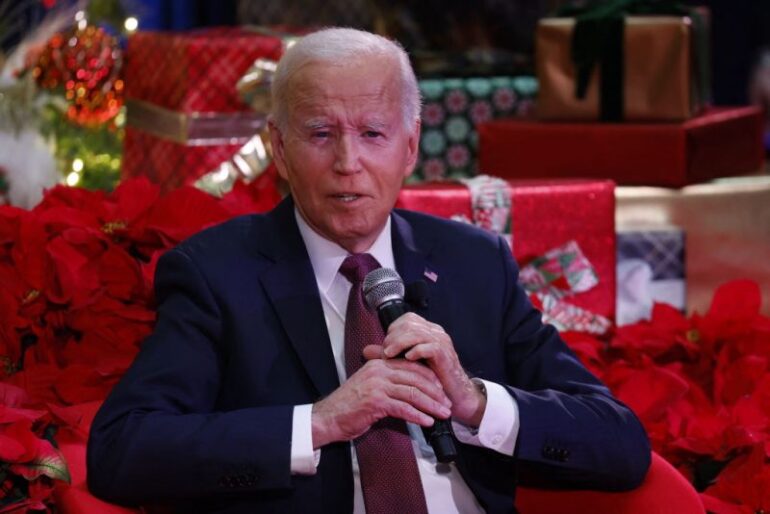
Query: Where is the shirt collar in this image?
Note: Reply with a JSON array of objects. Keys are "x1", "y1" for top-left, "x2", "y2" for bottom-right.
[{"x1": 294, "y1": 208, "x2": 395, "y2": 294}]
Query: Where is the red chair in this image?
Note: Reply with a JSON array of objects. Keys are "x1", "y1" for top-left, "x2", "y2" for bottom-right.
[
  {"x1": 55, "y1": 402, "x2": 705, "y2": 514},
  {"x1": 517, "y1": 453, "x2": 705, "y2": 513}
]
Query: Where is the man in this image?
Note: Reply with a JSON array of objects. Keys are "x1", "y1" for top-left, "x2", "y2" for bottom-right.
[{"x1": 87, "y1": 27, "x2": 650, "y2": 514}]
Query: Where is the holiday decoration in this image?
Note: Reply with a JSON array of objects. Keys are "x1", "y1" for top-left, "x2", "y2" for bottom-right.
[
  {"x1": 520, "y1": 241, "x2": 612, "y2": 335},
  {"x1": 0, "y1": 0, "x2": 128, "y2": 198},
  {"x1": 0, "y1": 383, "x2": 71, "y2": 513},
  {"x1": 616, "y1": 226, "x2": 687, "y2": 326},
  {"x1": 0, "y1": 129, "x2": 59, "y2": 209},
  {"x1": 413, "y1": 76, "x2": 536, "y2": 181},
  {"x1": 397, "y1": 179, "x2": 617, "y2": 322},
  {"x1": 0, "y1": 175, "x2": 280, "y2": 511},
  {"x1": 616, "y1": 177, "x2": 770, "y2": 316},
  {"x1": 536, "y1": 2, "x2": 710, "y2": 122},
  {"x1": 122, "y1": 28, "x2": 283, "y2": 191},
  {"x1": 478, "y1": 106, "x2": 765, "y2": 188},
  {"x1": 32, "y1": 24, "x2": 124, "y2": 127}
]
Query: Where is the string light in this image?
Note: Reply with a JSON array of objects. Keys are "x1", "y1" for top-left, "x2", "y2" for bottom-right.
[
  {"x1": 124, "y1": 17, "x2": 139, "y2": 32},
  {"x1": 66, "y1": 171, "x2": 81, "y2": 186},
  {"x1": 72, "y1": 158, "x2": 84, "y2": 172}
]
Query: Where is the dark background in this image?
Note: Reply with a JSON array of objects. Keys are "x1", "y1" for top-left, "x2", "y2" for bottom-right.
[{"x1": 2, "y1": 0, "x2": 769, "y2": 105}]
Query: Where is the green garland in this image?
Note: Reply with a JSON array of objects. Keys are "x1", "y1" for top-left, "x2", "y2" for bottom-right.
[{"x1": 40, "y1": 104, "x2": 124, "y2": 191}]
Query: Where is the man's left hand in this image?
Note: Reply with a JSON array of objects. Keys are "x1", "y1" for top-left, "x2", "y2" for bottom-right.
[{"x1": 363, "y1": 312, "x2": 486, "y2": 427}]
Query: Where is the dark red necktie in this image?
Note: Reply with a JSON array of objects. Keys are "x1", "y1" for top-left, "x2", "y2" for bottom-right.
[{"x1": 339, "y1": 253, "x2": 429, "y2": 514}]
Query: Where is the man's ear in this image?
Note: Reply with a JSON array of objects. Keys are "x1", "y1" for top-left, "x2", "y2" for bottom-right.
[
  {"x1": 267, "y1": 117, "x2": 289, "y2": 181},
  {"x1": 403, "y1": 118, "x2": 421, "y2": 179}
]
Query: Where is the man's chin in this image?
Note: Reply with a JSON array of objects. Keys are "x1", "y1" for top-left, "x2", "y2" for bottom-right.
[{"x1": 326, "y1": 225, "x2": 382, "y2": 253}]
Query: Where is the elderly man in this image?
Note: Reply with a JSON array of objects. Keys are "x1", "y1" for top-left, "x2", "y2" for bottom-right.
[{"x1": 87, "y1": 27, "x2": 650, "y2": 514}]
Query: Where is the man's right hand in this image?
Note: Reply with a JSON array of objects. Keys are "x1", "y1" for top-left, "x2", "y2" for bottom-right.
[{"x1": 310, "y1": 358, "x2": 452, "y2": 448}]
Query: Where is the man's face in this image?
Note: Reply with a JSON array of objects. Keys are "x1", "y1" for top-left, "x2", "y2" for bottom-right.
[{"x1": 269, "y1": 55, "x2": 420, "y2": 253}]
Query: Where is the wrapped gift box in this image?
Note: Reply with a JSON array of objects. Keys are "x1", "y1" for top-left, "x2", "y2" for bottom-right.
[
  {"x1": 396, "y1": 179, "x2": 616, "y2": 322},
  {"x1": 536, "y1": 10, "x2": 710, "y2": 121},
  {"x1": 122, "y1": 28, "x2": 283, "y2": 190},
  {"x1": 617, "y1": 177, "x2": 770, "y2": 316},
  {"x1": 616, "y1": 226, "x2": 686, "y2": 325},
  {"x1": 414, "y1": 76, "x2": 537, "y2": 181},
  {"x1": 478, "y1": 106, "x2": 765, "y2": 188}
]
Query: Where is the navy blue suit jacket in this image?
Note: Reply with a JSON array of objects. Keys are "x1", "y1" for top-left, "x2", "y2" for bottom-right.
[{"x1": 88, "y1": 196, "x2": 650, "y2": 514}]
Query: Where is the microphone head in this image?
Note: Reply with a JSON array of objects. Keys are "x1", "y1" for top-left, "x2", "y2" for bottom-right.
[{"x1": 363, "y1": 268, "x2": 405, "y2": 310}]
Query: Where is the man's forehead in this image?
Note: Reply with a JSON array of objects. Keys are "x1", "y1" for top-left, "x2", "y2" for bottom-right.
[
  {"x1": 285, "y1": 59, "x2": 403, "y2": 122},
  {"x1": 287, "y1": 56, "x2": 400, "y2": 97}
]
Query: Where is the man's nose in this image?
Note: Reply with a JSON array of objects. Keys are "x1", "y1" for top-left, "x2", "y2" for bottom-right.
[{"x1": 333, "y1": 133, "x2": 361, "y2": 174}]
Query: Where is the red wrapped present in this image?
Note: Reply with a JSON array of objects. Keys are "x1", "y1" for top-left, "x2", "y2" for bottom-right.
[
  {"x1": 478, "y1": 106, "x2": 765, "y2": 188},
  {"x1": 122, "y1": 28, "x2": 284, "y2": 190},
  {"x1": 396, "y1": 178, "x2": 616, "y2": 325}
]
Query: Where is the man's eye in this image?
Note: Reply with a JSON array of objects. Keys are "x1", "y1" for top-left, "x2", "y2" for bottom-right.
[
  {"x1": 363, "y1": 130, "x2": 382, "y2": 138},
  {"x1": 312, "y1": 131, "x2": 331, "y2": 139}
]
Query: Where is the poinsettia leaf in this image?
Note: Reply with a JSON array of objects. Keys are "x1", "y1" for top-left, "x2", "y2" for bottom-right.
[
  {"x1": 111, "y1": 176, "x2": 161, "y2": 222},
  {"x1": 0, "y1": 383, "x2": 30, "y2": 408},
  {"x1": 699, "y1": 492, "x2": 749, "y2": 514},
  {"x1": 613, "y1": 364, "x2": 690, "y2": 421},
  {"x1": 707, "y1": 280, "x2": 761, "y2": 321},
  {"x1": 0, "y1": 498, "x2": 48, "y2": 513},
  {"x1": 0, "y1": 404, "x2": 47, "y2": 425},
  {"x1": 0, "y1": 433, "x2": 26, "y2": 462},
  {"x1": 10, "y1": 446, "x2": 70, "y2": 483}
]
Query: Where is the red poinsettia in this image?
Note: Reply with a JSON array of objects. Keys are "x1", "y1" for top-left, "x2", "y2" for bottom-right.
[
  {"x1": 610, "y1": 302, "x2": 700, "y2": 364},
  {"x1": 595, "y1": 279, "x2": 770, "y2": 508},
  {"x1": 1, "y1": 176, "x2": 277, "y2": 385},
  {"x1": 0, "y1": 384, "x2": 69, "y2": 513},
  {"x1": 0, "y1": 176, "x2": 280, "y2": 512},
  {"x1": 701, "y1": 445, "x2": 770, "y2": 513}
]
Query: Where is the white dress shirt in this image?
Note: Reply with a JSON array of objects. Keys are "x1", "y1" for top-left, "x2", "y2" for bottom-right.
[{"x1": 290, "y1": 209, "x2": 520, "y2": 513}]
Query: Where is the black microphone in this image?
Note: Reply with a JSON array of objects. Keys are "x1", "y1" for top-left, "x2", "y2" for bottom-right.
[
  {"x1": 363, "y1": 268, "x2": 458, "y2": 464},
  {"x1": 405, "y1": 279, "x2": 430, "y2": 309}
]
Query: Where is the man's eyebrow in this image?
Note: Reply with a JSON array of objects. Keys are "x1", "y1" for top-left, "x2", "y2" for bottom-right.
[
  {"x1": 303, "y1": 118, "x2": 329, "y2": 130},
  {"x1": 362, "y1": 120, "x2": 389, "y2": 131}
]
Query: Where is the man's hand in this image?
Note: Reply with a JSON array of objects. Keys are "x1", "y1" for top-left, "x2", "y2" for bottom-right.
[
  {"x1": 311, "y1": 358, "x2": 452, "y2": 449},
  {"x1": 363, "y1": 313, "x2": 487, "y2": 428}
]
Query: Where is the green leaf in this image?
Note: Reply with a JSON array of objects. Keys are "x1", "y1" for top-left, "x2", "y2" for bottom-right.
[{"x1": 10, "y1": 447, "x2": 71, "y2": 484}]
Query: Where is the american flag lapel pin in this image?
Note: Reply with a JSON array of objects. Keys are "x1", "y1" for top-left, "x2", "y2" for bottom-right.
[{"x1": 423, "y1": 268, "x2": 438, "y2": 283}]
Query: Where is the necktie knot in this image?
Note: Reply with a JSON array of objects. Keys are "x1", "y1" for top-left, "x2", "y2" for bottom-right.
[{"x1": 340, "y1": 253, "x2": 381, "y2": 284}]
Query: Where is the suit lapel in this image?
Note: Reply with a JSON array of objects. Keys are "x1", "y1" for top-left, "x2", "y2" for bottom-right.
[
  {"x1": 392, "y1": 211, "x2": 437, "y2": 320},
  {"x1": 256, "y1": 205, "x2": 440, "y2": 398},
  {"x1": 257, "y1": 198, "x2": 340, "y2": 398}
]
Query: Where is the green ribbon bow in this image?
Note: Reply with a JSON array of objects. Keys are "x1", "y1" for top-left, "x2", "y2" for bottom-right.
[{"x1": 557, "y1": 0, "x2": 710, "y2": 121}]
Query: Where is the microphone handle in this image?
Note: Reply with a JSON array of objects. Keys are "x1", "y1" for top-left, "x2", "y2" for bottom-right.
[{"x1": 377, "y1": 300, "x2": 458, "y2": 464}]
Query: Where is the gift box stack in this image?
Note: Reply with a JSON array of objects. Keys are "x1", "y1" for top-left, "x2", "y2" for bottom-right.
[
  {"x1": 473, "y1": 1, "x2": 768, "y2": 319},
  {"x1": 121, "y1": 27, "x2": 285, "y2": 191}
]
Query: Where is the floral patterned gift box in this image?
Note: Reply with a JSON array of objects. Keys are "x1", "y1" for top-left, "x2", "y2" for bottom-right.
[{"x1": 413, "y1": 76, "x2": 537, "y2": 182}]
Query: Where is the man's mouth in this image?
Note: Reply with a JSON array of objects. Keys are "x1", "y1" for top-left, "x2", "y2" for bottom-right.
[{"x1": 331, "y1": 193, "x2": 362, "y2": 202}]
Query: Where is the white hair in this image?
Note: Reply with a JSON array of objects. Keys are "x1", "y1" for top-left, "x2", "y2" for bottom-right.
[{"x1": 270, "y1": 27, "x2": 421, "y2": 130}]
